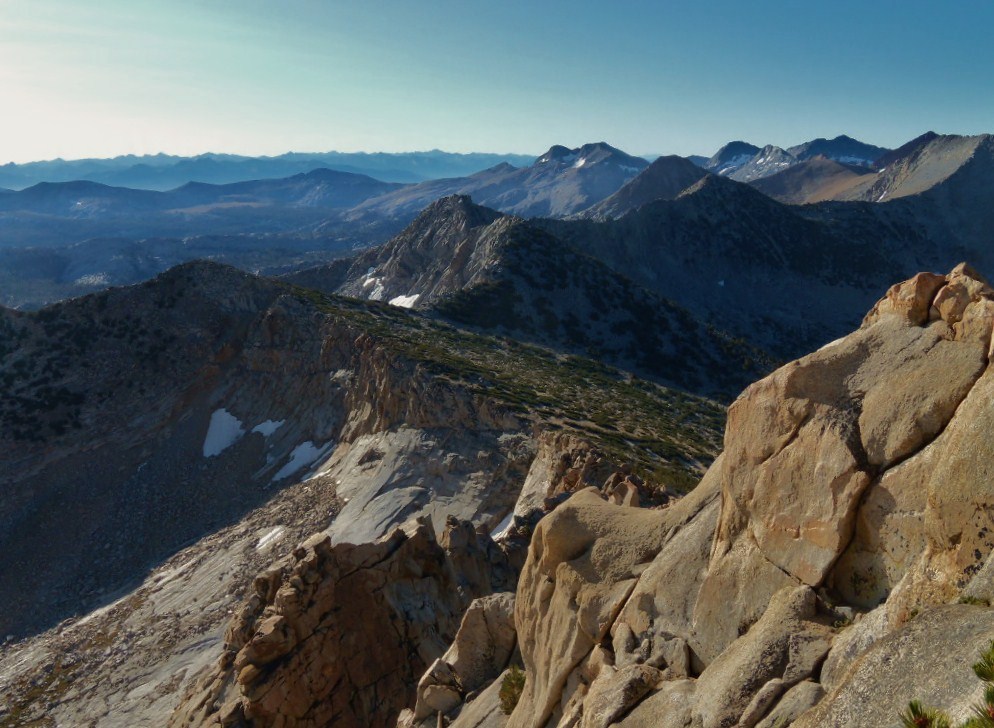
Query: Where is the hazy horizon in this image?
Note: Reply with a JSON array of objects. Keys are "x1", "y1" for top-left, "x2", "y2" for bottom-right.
[{"x1": 3, "y1": 0, "x2": 993, "y2": 164}]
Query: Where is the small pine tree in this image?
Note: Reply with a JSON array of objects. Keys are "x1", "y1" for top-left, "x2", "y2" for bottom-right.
[
  {"x1": 901, "y1": 699, "x2": 952, "y2": 728},
  {"x1": 499, "y1": 664, "x2": 526, "y2": 716}
]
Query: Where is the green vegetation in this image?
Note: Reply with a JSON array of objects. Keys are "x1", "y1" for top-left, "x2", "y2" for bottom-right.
[
  {"x1": 499, "y1": 665, "x2": 526, "y2": 715},
  {"x1": 901, "y1": 640, "x2": 994, "y2": 727},
  {"x1": 960, "y1": 596, "x2": 991, "y2": 607},
  {"x1": 901, "y1": 700, "x2": 952, "y2": 728},
  {"x1": 290, "y1": 285, "x2": 726, "y2": 491},
  {"x1": 0, "y1": 656, "x2": 73, "y2": 728}
]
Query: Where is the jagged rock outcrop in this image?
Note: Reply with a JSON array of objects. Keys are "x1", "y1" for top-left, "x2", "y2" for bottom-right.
[
  {"x1": 457, "y1": 263, "x2": 994, "y2": 728},
  {"x1": 170, "y1": 516, "x2": 511, "y2": 728},
  {"x1": 400, "y1": 592, "x2": 517, "y2": 726}
]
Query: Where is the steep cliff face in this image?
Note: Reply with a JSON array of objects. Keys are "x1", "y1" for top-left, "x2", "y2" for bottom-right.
[{"x1": 434, "y1": 263, "x2": 994, "y2": 728}]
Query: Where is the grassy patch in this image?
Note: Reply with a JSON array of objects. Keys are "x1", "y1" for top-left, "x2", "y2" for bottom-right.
[{"x1": 288, "y1": 286, "x2": 726, "y2": 491}]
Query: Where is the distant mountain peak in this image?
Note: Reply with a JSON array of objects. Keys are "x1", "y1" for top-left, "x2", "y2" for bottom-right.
[
  {"x1": 534, "y1": 142, "x2": 648, "y2": 171},
  {"x1": 579, "y1": 154, "x2": 707, "y2": 219},
  {"x1": 407, "y1": 194, "x2": 503, "y2": 230},
  {"x1": 536, "y1": 145, "x2": 576, "y2": 164},
  {"x1": 871, "y1": 131, "x2": 940, "y2": 170},
  {"x1": 786, "y1": 135, "x2": 889, "y2": 166},
  {"x1": 705, "y1": 141, "x2": 762, "y2": 176}
]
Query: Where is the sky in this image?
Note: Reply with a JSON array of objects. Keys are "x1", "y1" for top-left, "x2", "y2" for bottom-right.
[{"x1": 2, "y1": 0, "x2": 993, "y2": 163}]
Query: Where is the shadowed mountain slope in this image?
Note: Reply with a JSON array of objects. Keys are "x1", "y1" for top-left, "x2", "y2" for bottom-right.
[
  {"x1": 578, "y1": 154, "x2": 708, "y2": 219},
  {"x1": 286, "y1": 196, "x2": 775, "y2": 399}
]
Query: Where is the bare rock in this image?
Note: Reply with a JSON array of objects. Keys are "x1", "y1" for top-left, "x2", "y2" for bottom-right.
[
  {"x1": 412, "y1": 592, "x2": 517, "y2": 722},
  {"x1": 578, "y1": 663, "x2": 664, "y2": 728},
  {"x1": 862, "y1": 271, "x2": 946, "y2": 326},
  {"x1": 506, "y1": 489, "x2": 674, "y2": 728},
  {"x1": 829, "y1": 451, "x2": 931, "y2": 607},
  {"x1": 794, "y1": 605, "x2": 994, "y2": 727},
  {"x1": 614, "y1": 679, "x2": 697, "y2": 728},
  {"x1": 449, "y1": 667, "x2": 512, "y2": 728},
  {"x1": 613, "y1": 462, "x2": 723, "y2": 668},
  {"x1": 696, "y1": 265, "x2": 993, "y2": 668},
  {"x1": 692, "y1": 586, "x2": 834, "y2": 728},
  {"x1": 754, "y1": 680, "x2": 825, "y2": 728}
]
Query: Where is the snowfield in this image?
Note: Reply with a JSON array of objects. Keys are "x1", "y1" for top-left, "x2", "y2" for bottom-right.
[
  {"x1": 388, "y1": 294, "x2": 419, "y2": 308},
  {"x1": 202, "y1": 409, "x2": 245, "y2": 457}
]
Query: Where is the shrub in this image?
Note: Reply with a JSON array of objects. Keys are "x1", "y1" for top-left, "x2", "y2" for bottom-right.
[
  {"x1": 499, "y1": 664, "x2": 526, "y2": 716},
  {"x1": 900, "y1": 700, "x2": 952, "y2": 728}
]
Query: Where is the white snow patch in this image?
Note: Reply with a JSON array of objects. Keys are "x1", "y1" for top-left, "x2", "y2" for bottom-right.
[
  {"x1": 715, "y1": 153, "x2": 753, "y2": 175},
  {"x1": 369, "y1": 280, "x2": 385, "y2": 301},
  {"x1": 362, "y1": 277, "x2": 377, "y2": 288},
  {"x1": 388, "y1": 294, "x2": 419, "y2": 308},
  {"x1": 203, "y1": 408, "x2": 245, "y2": 457},
  {"x1": 620, "y1": 165, "x2": 642, "y2": 174},
  {"x1": 573, "y1": 157, "x2": 587, "y2": 168},
  {"x1": 877, "y1": 190, "x2": 888, "y2": 202},
  {"x1": 251, "y1": 419, "x2": 285, "y2": 437},
  {"x1": 490, "y1": 511, "x2": 514, "y2": 540},
  {"x1": 272, "y1": 441, "x2": 329, "y2": 482},
  {"x1": 256, "y1": 526, "x2": 285, "y2": 551},
  {"x1": 74, "y1": 273, "x2": 109, "y2": 286}
]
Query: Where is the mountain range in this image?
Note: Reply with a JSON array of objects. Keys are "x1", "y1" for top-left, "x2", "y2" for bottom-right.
[
  {"x1": 701, "y1": 134, "x2": 890, "y2": 182},
  {"x1": 0, "y1": 150, "x2": 538, "y2": 190},
  {"x1": 3, "y1": 131, "x2": 990, "y2": 319}
]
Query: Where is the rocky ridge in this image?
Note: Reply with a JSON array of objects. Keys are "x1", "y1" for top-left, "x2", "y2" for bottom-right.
[
  {"x1": 0, "y1": 261, "x2": 725, "y2": 726},
  {"x1": 391, "y1": 263, "x2": 994, "y2": 728}
]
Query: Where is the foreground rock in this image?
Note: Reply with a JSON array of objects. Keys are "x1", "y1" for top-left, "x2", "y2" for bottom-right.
[{"x1": 453, "y1": 264, "x2": 994, "y2": 728}]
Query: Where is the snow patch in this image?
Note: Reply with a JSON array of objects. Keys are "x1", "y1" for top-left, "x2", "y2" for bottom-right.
[
  {"x1": 490, "y1": 511, "x2": 514, "y2": 540},
  {"x1": 573, "y1": 157, "x2": 587, "y2": 168},
  {"x1": 272, "y1": 441, "x2": 331, "y2": 482},
  {"x1": 835, "y1": 155, "x2": 873, "y2": 166},
  {"x1": 251, "y1": 419, "x2": 285, "y2": 437},
  {"x1": 368, "y1": 279, "x2": 385, "y2": 301},
  {"x1": 877, "y1": 190, "x2": 888, "y2": 202},
  {"x1": 74, "y1": 273, "x2": 109, "y2": 286},
  {"x1": 714, "y1": 153, "x2": 753, "y2": 175},
  {"x1": 203, "y1": 409, "x2": 245, "y2": 457},
  {"x1": 256, "y1": 526, "x2": 285, "y2": 551},
  {"x1": 388, "y1": 294, "x2": 419, "y2": 308}
]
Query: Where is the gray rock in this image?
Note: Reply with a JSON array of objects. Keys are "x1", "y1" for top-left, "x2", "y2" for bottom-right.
[{"x1": 794, "y1": 605, "x2": 994, "y2": 727}]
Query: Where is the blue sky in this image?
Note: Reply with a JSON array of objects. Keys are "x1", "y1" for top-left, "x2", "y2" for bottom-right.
[{"x1": 1, "y1": 0, "x2": 992, "y2": 163}]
